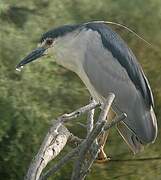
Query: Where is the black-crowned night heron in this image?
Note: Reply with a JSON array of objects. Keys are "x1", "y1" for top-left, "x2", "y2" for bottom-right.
[{"x1": 16, "y1": 21, "x2": 158, "y2": 161}]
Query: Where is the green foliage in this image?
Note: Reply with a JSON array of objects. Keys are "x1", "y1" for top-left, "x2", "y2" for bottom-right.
[{"x1": 0, "y1": 0, "x2": 161, "y2": 179}]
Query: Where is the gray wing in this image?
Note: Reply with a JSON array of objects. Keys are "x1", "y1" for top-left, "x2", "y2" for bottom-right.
[
  {"x1": 83, "y1": 25, "x2": 157, "y2": 144},
  {"x1": 84, "y1": 22, "x2": 154, "y2": 108}
]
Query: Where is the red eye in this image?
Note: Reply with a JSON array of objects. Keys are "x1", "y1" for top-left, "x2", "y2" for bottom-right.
[{"x1": 46, "y1": 39, "x2": 53, "y2": 45}]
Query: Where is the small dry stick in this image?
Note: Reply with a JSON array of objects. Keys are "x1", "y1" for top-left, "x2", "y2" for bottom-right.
[
  {"x1": 71, "y1": 93, "x2": 115, "y2": 180},
  {"x1": 40, "y1": 147, "x2": 79, "y2": 180},
  {"x1": 80, "y1": 113, "x2": 127, "y2": 179},
  {"x1": 87, "y1": 97, "x2": 96, "y2": 136}
]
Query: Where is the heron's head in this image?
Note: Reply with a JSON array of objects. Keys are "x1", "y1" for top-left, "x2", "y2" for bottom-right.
[{"x1": 16, "y1": 24, "x2": 80, "y2": 71}]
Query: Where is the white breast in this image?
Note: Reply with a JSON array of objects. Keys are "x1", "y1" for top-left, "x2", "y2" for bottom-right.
[{"x1": 53, "y1": 29, "x2": 104, "y2": 102}]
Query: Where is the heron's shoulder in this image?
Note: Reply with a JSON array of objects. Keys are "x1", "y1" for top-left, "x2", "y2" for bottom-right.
[{"x1": 83, "y1": 22, "x2": 154, "y2": 107}]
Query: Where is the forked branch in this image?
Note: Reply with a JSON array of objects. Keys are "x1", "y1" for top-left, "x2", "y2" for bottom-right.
[{"x1": 25, "y1": 93, "x2": 126, "y2": 180}]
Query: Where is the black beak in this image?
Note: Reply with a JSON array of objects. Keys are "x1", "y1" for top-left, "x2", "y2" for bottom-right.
[{"x1": 16, "y1": 47, "x2": 46, "y2": 69}]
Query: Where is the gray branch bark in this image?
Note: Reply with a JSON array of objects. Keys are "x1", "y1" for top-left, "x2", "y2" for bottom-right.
[
  {"x1": 24, "y1": 93, "x2": 126, "y2": 180},
  {"x1": 71, "y1": 93, "x2": 115, "y2": 180},
  {"x1": 25, "y1": 125, "x2": 71, "y2": 180}
]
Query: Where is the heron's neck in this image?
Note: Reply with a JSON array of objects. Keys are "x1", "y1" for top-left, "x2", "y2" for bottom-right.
[
  {"x1": 53, "y1": 31, "x2": 85, "y2": 73},
  {"x1": 53, "y1": 30, "x2": 104, "y2": 102}
]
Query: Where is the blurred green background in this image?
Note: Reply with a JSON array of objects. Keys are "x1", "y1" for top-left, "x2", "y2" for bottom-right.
[{"x1": 0, "y1": 0, "x2": 161, "y2": 179}]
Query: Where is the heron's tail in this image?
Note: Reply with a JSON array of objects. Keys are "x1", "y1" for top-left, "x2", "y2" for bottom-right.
[
  {"x1": 116, "y1": 107, "x2": 158, "y2": 154},
  {"x1": 117, "y1": 121, "x2": 144, "y2": 154}
]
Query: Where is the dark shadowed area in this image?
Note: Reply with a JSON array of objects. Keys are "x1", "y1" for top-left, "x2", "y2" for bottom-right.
[{"x1": 0, "y1": 0, "x2": 161, "y2": 179}]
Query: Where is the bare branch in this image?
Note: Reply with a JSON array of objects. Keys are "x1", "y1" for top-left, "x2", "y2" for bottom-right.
[
  {"x1": 71, "y1": 93, "x2": 115, "y2": 180},
  {"x1": 87, "y1": 97, "x2": 96, "y2": 136},
  {"x1": 25, "y1": 125, "x2": 70, "y2": 180},
  {"x1": 59, "y1": 101, "x2": 100, "y2": 122},
  {"x1": 41, "y1": 111, "x2": 125, "y2": 180},
  {"x1": 97, "y1": 93, "x2": 115, "y2": 124},
  {"x1": 71, "y1": 121, "x2": 106, "y2": 180},
  {"x1": 80, "y1": 113, "x2": 127, "y2": 179},
  {"x1": 104, "y1": 113, "x2": 127, "y2": 131},
  {"x1": 40, "y1": 147, "x2": 79, "y2": 180},
  {"x1": 24, "y1": 93, "x2": 126, "y2": 180},
  {"x1": 24, "y1": 101, "x2": 100, "y2": 180}
]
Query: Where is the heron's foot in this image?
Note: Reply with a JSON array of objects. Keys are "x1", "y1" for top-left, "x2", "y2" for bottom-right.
[{"x1": 95, "y1": 146, "x2": 111, "y2": 163}]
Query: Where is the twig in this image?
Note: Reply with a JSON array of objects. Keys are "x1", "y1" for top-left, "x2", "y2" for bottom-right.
[
  {"x1": 87, "y1": 97, "x2": 95, "y2": 136},
  {"x1": 104, "y1": 113, "x2": 127, "y2": 131},
  {"x1": 80, "y1": 113, "x2": 127, "y2": 179},
  {"x1": 71, "y1": 93, "x2": 115, "y2": 180},
  {"x1": 39, "y1": 147, "x2": 79, "y2": 180},
  {"x1": 51, "y1": 101, "x2": 100, "y2": 133},
  {"x1": 59, "y1": 101, "x2": 100, "y2": 122},
  {"x1": 71, "y1": 121, "x2": 106, "y2": 180},
  {"x1": 86, "y1": 97, "x2": 98, "y2": 161}
]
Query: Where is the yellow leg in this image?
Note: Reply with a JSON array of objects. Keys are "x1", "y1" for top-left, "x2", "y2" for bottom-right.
[
  {"x1": 95, "y1": 131, "x2": 110, "y2": 163},
  {"x1": 95, "y1": 110, "x2": 115, "y2": 163}
]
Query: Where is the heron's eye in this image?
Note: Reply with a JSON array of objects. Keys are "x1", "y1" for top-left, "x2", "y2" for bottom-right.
[{"x1": 46, "y1": 39, "x2": 53, "y2": 46}]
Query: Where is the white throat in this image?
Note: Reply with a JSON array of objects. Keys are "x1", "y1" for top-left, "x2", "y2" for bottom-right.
[{"x1": 51, "y1": 29, "x2": 104, "y2": 102}]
